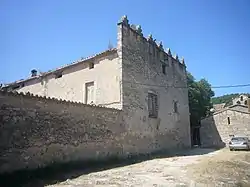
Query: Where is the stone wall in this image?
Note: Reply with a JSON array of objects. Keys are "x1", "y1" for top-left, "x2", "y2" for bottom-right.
[
  {"x1": 118, "y1": 16, "x2": 191, "y2": 153},
  {"x1": 200, "y1": 109, "x2": 250, "y2": 148},
  {"x1": 0, "y1": 91, "x2": 126, "y2": 174}
]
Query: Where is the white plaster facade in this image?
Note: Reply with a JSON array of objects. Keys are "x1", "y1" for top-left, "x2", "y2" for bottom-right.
[{"x1": 7, "y1": 50, "x2": 122, "y2": 109}]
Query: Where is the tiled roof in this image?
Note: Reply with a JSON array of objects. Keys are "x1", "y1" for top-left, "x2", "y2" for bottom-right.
[
  {"x1": 213, "y1": 103, "x2": 226, "y2": 111},
  {"x1": 4, "y1": 48, "x2": 117, "y2": 87}
]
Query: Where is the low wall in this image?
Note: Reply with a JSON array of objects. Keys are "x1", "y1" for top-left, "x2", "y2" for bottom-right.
[{"x1": 0, "y1": 91, "x2": 126, "y2": 174}]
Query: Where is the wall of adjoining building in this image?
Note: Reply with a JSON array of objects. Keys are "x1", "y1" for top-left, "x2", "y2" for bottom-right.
[
  {"x1": 13, "y1": 50, "x2": 122, "y2": 109},
  {"x1": 200, "y1": 109, "x2": 250, "y2": 148},
  {"x1": 0, "y1": 91, "x2": 126, "y2": 174},
  {"x1": 118, "y1": 17, "x2": 191, "y2": 153}
]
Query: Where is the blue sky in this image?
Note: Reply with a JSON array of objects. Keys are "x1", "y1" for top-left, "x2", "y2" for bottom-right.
[{"x1": 1, "y1": 0, "x2": 250, "y2": 97}]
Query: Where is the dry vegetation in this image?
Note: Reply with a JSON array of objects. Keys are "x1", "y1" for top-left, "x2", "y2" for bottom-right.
[{"x1": 187, "y1": 149, "x2": 250, "y2": 186}]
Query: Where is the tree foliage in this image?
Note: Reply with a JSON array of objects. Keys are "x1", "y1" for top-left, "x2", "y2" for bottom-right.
[{"x1": 187, "y1": 72, "x2": 214, "y2": 127}]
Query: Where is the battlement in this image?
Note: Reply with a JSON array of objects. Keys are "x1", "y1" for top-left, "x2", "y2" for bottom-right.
[
  {"x1": 117, "y1": 15, "x2": 186, "y2": 68},
  {"x1": 0, "y1": 90, "x2": 121, "y2": 112}
]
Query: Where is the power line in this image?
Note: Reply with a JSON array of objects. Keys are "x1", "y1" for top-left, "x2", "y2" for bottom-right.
[
  {"x1": 211, "y1": 84, "x2": 250, "y2": 89},
  {"x1": 123, "y1": 81, "x2": 250, "y2": 89}
]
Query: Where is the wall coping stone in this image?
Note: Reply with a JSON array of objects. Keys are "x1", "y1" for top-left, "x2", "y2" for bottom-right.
[{"x1": 0, "y1": 90, "x2": 122, "y2": 112}]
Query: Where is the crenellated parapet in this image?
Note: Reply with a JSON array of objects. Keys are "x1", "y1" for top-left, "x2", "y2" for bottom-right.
[
  {"x1": 0, "y1": 90, "x2": 121, "y2": 112},
  {"x1": 117, "y1": 15, "x2": 186, "y2": 70}
]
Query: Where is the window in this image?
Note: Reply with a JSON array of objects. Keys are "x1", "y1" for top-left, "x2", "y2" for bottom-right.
[
  {"x1": 89, "y1": 62, "x2": 94, "y2": 69},
  {"x1": 174, "y1": 101, "x2": 178, "y2": 113},
  {"x1": 227, "y1": 117, "x2": 230, "y2": 125},
  {"x1": 85, "y1": 82, "x2": 94, "y2": 104},
  {"x1": 55, "y1": 72, "x2": 62, "y2": 79},
  {"x1": 162, "y1": 64, "x2": 166, "y2": 74},
  {"x1": 245, "y1": 100, "x2": 248, "y2": 105},
  {"x1": 236, "y1": 100, "x2": 240, "y2": 104},
  {"x1": 148, "y1": 93, "x2": 158, "y2": 118},
  {"x1": 240, "y1": 96, "x2": 243, "y2": 101}
]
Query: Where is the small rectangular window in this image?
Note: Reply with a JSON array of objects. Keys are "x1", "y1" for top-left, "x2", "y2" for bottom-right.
[
  {"x1": 55, "y1": 72, "x2": 62, "y2": 79},
  {"x1": 227, "y1": 117, "x2": 230, "y2": 125},
  {"x1": 89, "y1": 62, "x2": 94, "y2": 69},
  {"x1": 162, "y1": 64, "x2": 166, "y2": 74},
  {"x1": 148, "y1": 93, "x2": 158, "y2": 118},
  {"x1": 174, "y1": 101, "x2": 178, "y2": 113}
]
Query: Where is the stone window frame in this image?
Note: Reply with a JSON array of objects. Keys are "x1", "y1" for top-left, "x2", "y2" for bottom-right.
[
  {"x1": 148, "y1": 91, "x2": 158, "y2": 118},
  {"x1": 84, "y1": 81, "x2": 95, "y2": 104}
]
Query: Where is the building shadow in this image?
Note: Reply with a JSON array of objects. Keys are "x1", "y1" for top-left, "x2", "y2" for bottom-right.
[
  {"x1": 200, "y1": 115, "x2": 226, "y2": 149},
  {"x1": 0, "y1": 147, "x2": 219, "y2": 187}
]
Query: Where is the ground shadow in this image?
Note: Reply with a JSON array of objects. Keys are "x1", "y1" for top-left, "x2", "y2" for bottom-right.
[{"x1": 0, "y1": 147, "x2": 219, "y2": 187}]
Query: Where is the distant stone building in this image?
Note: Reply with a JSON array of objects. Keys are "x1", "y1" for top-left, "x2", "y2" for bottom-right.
[
  {"x1": 200, "y1": 97, "x2": 250, "y2": 148},
  {"x1": 1, "y1": 16, "x2": 191, "y2": 173},
  {"x1": 232, "y1": 94, "x2": 249, "y2": 106}
]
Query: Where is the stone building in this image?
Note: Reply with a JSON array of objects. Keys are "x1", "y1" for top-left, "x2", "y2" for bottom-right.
[
  {"x1": 232, "y1": 94, "x2": 249, "y2": 105},
  {"x1": 0, "y1": 16, "x2": 191, "y2": 173},
  {"x1": 4, "y1": 16, "x2": 190, "y2": 144},
  {"x1": 200, "y1": 98, "x2": 250, "y2": 148}
]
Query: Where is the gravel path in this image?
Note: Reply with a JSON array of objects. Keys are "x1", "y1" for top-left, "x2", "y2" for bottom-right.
[
  {"x1": 2, "y1": 148, "x2": 249, "y2": 187},
  {"x1": 46, "y1": 148, "x2": 250, "y2": 187}
]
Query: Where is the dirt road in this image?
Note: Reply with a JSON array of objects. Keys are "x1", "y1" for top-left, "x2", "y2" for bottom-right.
[{"x1": 45, "y1": 148, "x2": 250, "y2": 187}]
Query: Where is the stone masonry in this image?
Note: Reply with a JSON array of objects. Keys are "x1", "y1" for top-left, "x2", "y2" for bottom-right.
[
  {"x1": 0, "y1": 16, "x2": 191, "y2": 174},
  {"x1": 200, "y1": 106, "x2": 250, "y2": 148},
  {"x1": 118, "y1": 16, "x2": 191, "y2": 152},
  {"x1": 0, "y1": 91, "x2": 126, "y2": 174}
]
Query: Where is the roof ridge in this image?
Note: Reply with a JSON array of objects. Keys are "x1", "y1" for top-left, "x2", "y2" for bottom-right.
[{"x1": 4, "y1": 48, "x2": 117, "y2": 86}]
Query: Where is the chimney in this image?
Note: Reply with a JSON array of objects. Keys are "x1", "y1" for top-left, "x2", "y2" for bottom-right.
[
  {"x1": 31, "y1": 69, "x2": 37, "y2": 77},
  {"x1": 248, "y1": 96, "x2": 250, "y2": 112}
]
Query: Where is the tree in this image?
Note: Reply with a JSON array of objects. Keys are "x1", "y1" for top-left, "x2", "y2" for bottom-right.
[{"x1": 187, "y1": 72, "x2": 214, "y2": 127}]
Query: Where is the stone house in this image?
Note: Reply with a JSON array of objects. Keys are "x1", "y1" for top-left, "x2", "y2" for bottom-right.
[
  {"x1": 3, "y1": 16, "x2": 191, "y2": 150},
  {"x1": 200, "y1": 98, "x2": 250, "y2": 148},
  {"x1": 232, "y1": 94, "x2": 249, "y2": 105}
]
